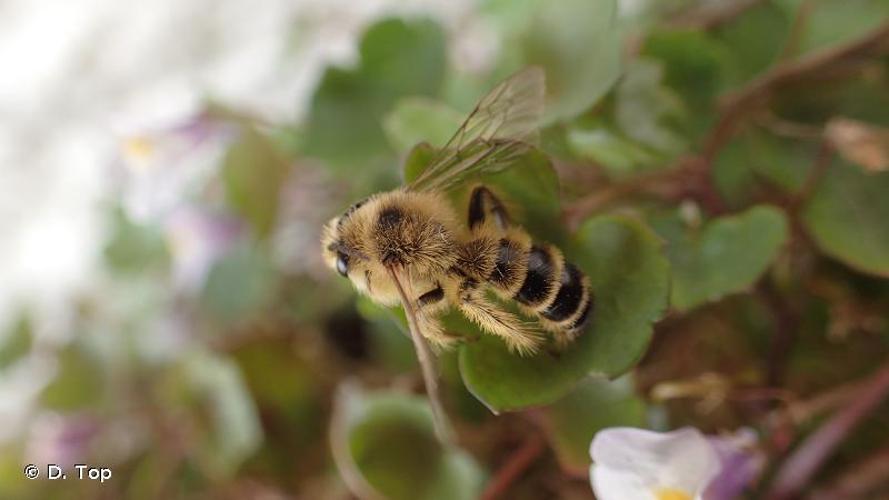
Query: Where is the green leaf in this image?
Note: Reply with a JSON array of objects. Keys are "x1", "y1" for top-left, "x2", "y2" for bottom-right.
[
  {"x1": 518, "y1": 0, "x2": 621, "y2": 123},
  {"x1": 403, "y1": 142, "x2": 437, "y2": 185},
  {"x1": 615, "y1": 59, "x2": 688, "y2": 156},
  {"x1": 304, "y1": 18, "x2": 446, "y2": 167},
  {"x1": 803, "y1": 161, "x2": 889, "y2": 277},
  {"x1": 383, "y1": 98, "x2": 463, "y2": 154},
  {"x1": 181, "y1": 351, "x2": 263, "y2": 475},
  {"x1": 641, "y1": 30, "x2": 727, "y2": 112},
  {"x1": 42, "y1": 345, "x2": 104, "y2": 411},
  {"x1": 713, "y1": 2, "x2": 791, "y2": 85},
  {"x1": 651, "y1": 205, "x2": 789, "y2": 311},
  {"x1": 103, "y1": 207, "x2": 169, "y2": 273},
  {"x1": 201, "y1": 242, "x2": 273, "y2": 322},
  {"x1": 0, "y1": 313, "x2": 32, "y2": 370},
  {"x1": 333, "y1": 386, "x2": 485, "y2": 500},
  {"x1": 459, "y1": 216, "x2": 669, "y2": 412},
  {"x1": 774, "y1": 0, "x2": 889, "y2": 54},
  {"x1": 221, "y1": 128, "x2": 290, "y2": 238},
  {"x1": 567, "y1": 126, "x2": 660, "y2": 178},
  {"x1": 545, "y1": 376, "x2": 646, "y2": 469}
]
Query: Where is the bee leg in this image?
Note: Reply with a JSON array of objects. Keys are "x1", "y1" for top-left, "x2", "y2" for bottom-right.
[
  {"x1": 445, "y1": 278, "x2": 541, "y2": 355},
  {"x1": 467, "y1": 185, "x2": 512, "y2": 232},
  {"x1": 416, "y1": 285, "x2": 459, "y2": 350}
]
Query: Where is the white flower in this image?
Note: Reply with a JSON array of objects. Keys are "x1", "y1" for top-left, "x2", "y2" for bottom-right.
[{"x1": 590, "y1": 427, "x2": 720, "y2": 500}]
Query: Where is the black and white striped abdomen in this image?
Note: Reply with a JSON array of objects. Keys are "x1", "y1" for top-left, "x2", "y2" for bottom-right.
[{"x1": 488, "y1": 238, "x2": 593, "y2": 335}]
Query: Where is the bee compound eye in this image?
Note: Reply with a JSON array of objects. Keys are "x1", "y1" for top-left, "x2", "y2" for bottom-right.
[{"x1": 335, "y1": 252, "x2": 349, "y2": 276}]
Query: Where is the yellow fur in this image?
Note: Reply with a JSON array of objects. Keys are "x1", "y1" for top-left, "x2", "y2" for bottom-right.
[{"x1": 322, "y1": 185, "x2": 591, "y2": 355}]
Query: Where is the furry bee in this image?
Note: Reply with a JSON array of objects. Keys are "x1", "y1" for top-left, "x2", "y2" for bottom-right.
[{"x1": 321, "y1": 67, "x2": 593, "y2": 355}]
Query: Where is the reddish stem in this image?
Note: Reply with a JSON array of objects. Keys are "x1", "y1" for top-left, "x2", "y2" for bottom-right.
[
  {"x1": 481, "y1": 433, "x2": 547, "y2": 500},
  {"x1": 767, "y1": 361, "x2": 889, "y2": 499}
]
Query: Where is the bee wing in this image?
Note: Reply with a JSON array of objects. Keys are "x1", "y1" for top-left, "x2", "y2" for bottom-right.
[{"x1": 406, "y1": 66, "x2": 545, "y2": 193}]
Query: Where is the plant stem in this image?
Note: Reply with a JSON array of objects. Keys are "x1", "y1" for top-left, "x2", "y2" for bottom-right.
[
  {"x1": 767, "y1": 360, "x2": 889, "y2": 499},
  {"x1": 481, "y1": 433, "x2": 547, "y2": 500}
]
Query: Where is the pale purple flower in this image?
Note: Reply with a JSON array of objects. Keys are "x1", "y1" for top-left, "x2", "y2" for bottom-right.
[
  {"x1": 26, "y1": 413, "x2": 100, "y2": 470},
  {"x1": 590, "y1": 427, "x2": 764, "y2": 500},
  {"x1": 163, "y1": 205, "x2": 244, "y2": 292},
  {"x1": 116, "y1": 113, "x2": 234, "y2": 223},
  {"x1": 703, "y1": 429, "x2": 765, "y2": 500}
]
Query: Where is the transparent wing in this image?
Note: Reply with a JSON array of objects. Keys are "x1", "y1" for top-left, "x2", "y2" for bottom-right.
[{"x1": 406, "y1": 66, "x2": 545, "y2": 192}]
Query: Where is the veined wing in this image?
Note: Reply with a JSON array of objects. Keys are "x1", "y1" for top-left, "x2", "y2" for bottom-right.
[{"x1": 406, "y1": 66, "x2": 545, "y2": 193}]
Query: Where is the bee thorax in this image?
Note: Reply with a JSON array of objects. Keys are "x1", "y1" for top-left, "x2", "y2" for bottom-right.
[{"x1": 373, "y1": 205, "x2": 457, "y2": 273}]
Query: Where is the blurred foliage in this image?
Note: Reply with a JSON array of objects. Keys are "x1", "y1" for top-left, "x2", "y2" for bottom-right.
[{"x1": 4, "y1": 1, "x2": 889, "y2": 499}]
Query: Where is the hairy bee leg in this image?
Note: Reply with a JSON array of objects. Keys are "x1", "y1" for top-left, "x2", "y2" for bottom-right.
[
  {"x1": 416, "y1": 286, "x2": 459, "y2": 350},
  {"x1": 467, "y1": 185, "x2": 511, "y2": 232},
  {"x1": 455, "y1": 290, "x2": 543, "y2": 355},
  {"x1": 416, "y1": 312, "x2": 458, "y2": 351}
]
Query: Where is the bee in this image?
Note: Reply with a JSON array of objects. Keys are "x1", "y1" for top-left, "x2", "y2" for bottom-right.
[{"x1": 321, "y1": 67, "x2": 593, "y2": 355}]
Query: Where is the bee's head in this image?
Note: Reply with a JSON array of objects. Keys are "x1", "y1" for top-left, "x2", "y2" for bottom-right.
[{"x1": 321, "y1": 198, "x2": 370, "y2": 279}]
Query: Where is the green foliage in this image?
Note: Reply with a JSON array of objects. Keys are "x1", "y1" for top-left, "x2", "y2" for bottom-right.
[
  {"x1": 177, "y1": 351, "x2": 263, "y2": 475},
  {"x1": 713, "y1": 2, "x2": 790, "y2": 84},
  {"x1": 104, "y1": 207, "x2": 169, "y2": 273},
  {"x1": 41, "y1": 345, "x2": 104, "y2": 411},
  {"x1": 333, "y1": 387, "x2": 484, "y2": 500},
  {"x1": 546, "y1": 376, "x2": 647, "y2": 469},
  {"x1": 615, "y1": 59, "x2": 688, "y2": 157},
  {"x1": 221, "y1": 128, "x2": 291, "y2": 238},
  {"x1": 651, "y1": 205, "x2": 789, "y2": 311},
  {"x1": 713, "y1": 129, "x2": 814, "y2": 206},
  {"x1": 517, "y1": 0, "x2": 622, "y2": 123},
  {"x1": 803, "y1": 162, "x2": 889, "y2": 276},
  {"x1": 304, "y1": 18, "x2": 447, "y2": 167},
  {"x1": 0, "y1": 313, "x2": 32, "y2": 370},
  {"x1": 482, "y1": 0, "x2": 621, "y2": 122},
  {"x1": 774, "y1": 0, "x2": 889, "y2": 53},
  {"x1": 13, "y1": 2, "x2": 889, "y2": 498},
  {"x1": 642, "y1": 30, "x2": 727, "y2": 112},
  {"x1": 459, "y1": 216, "x2": 669, "y2": 412},
  {"x1": 384, "y1": 97, "x2": 463, "y2": 153},
  {"x1": 201, "y1": 242, "x2": 274, "y2": 322}
]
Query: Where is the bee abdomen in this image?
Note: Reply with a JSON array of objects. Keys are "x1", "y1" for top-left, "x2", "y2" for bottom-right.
[
  {"x1": 512, "y1": 243, "x2": 593, "y2": 336},
  {"x1": 488, "y1": 238, "x2": 529, "y2": 293},
  {"x1": 541, "y1": 263, "x2": 584, "y2": 322},
  {"x1": 514, "y1": 244, "x2": 562, "y2": 309}
]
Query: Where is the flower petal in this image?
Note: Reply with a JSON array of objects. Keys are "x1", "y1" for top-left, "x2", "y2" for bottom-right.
[{"x1": 590, "y1": 427, "x2": 720, "y2": 498}]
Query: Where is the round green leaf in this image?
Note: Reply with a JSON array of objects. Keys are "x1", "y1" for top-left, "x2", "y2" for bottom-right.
[
  {"x1": 545, "y1": 376, "x2": 646, "y2": 469},
  {"x1": 803, "y1": 162, "x2": 889, "y2": 277},
  {"x1": 332, "y1": 386, "x2": 485, "y2": 500},
  {"x1": 651, "y1": 205, "x2": 789, "y2": 311},
  {"x1": 519, "y1": 0, "x2": 621, "y2": 123},
  {"x1": 459, "y1": 216, "x2": 669, "y2": 412},
  {"x1": 221, "y1": 128, "x2": 290, "y2": 238},
  {"x1": 383, "y1": 97, "x2": 463, "y2": 154},
  {"x1": 303, "y1": 18, "x2": 446, "y2": 167},
  {"x1": 179, "y1": 351, "x2": 263, "y2": 475},
  {"x1": 0, "y1": 313, "x2": 32, "y2": 370},
  {"x1": 42, "y1": 345, "x2": 104, "y2": 411},
  {"x1": 201, "y1": 242, "x2": 273, "y2": 322}
]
